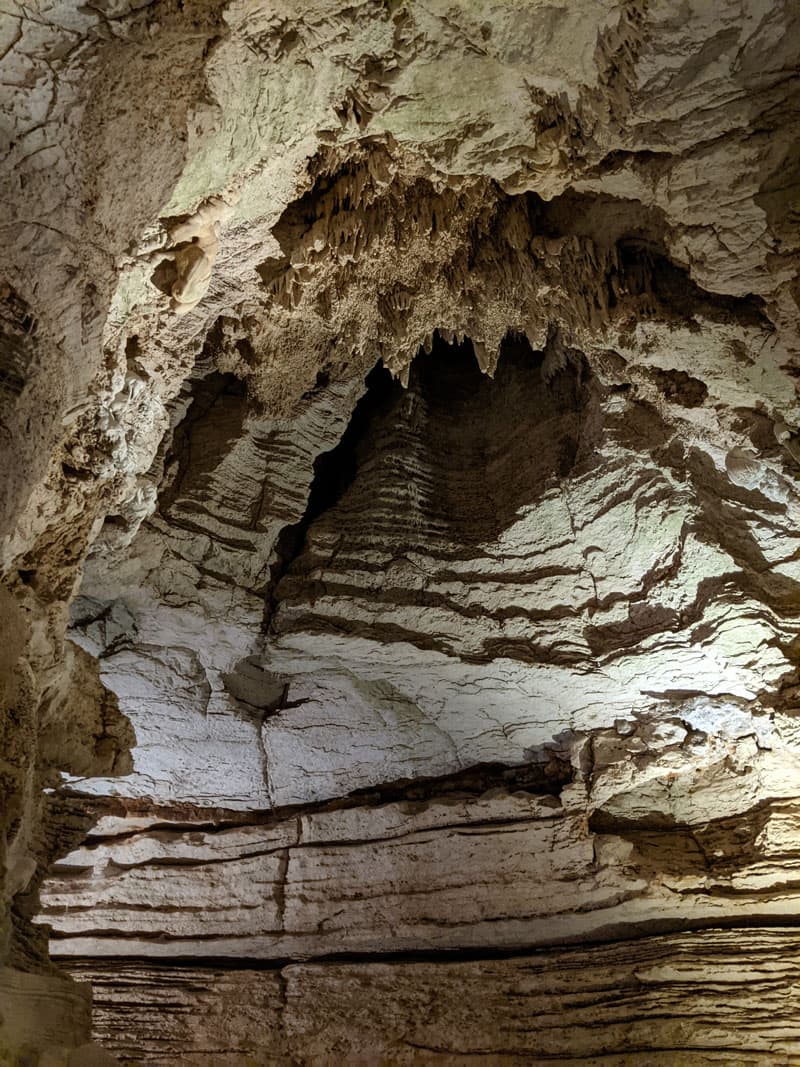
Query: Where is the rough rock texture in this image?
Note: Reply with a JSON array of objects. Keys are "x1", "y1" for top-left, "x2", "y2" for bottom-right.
[
  {"x1": 2, "y1": 0, "x2": 800, "y2": 1063},
  {"x1": 69, "y1": 930, "x2": 800, "y2": 1065}
]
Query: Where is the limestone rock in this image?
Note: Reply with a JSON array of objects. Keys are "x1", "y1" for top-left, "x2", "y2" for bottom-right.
[
  {"x1": 1, "y1": 0, "x2": 799, "y2": 1062},
  {"x1": 69, "y1": 931, "x2": 800, "y2": 1065},
  {"x1": 0, "y1": 967, "x2": 91, "y2": 1060}
]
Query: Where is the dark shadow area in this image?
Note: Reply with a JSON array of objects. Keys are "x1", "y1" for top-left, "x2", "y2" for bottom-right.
[
  {"x1": 528, "y1": 188, "x2": 772, "y2": 330},
  {"x1": 283, "y1": 330, "x2": 600, "y2": 555},
  {"x1": 157, "y1": 371, "x2": 246, "y2": 518},
  {"x1": 265, "y1": 331, "x2": 602, "y2": 647},
  {"x1": 400, "y1": 331, "x2": 599, "y2": 544}
]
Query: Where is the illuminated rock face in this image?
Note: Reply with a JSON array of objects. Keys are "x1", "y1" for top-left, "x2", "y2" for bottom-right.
[{"x1": 2, "y1": 1, "x2": 800, "y2": 1063}]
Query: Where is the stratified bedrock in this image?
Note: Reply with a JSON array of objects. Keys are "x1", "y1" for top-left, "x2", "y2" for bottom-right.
[{"x1": 1, "y1": 1, "x2": 800, "y2": 1064}]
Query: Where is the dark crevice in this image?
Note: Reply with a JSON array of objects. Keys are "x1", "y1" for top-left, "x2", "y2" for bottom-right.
[
  {"x1": 57, "y1": 915, "x2": 800, "y2": 969},
  {"x1": 63, "y1": 748, "x2": 574, "y2": 851},
  {"x1": 0, "y1": 281, "x2": 37, "y2": 404},
  {"x1": 262, "y1": 358, "x2": 398, "y2": 631},
  {"x1": 157, "y1": 371, "x2": 246, "y2": 518},
  {"x1": 292, "y1": 360, "x2": 397, "y2": 527}
]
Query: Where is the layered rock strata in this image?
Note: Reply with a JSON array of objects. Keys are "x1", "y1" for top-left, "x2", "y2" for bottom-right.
[
  {"x1": 1, "y1": 0, "x2": 800, "y2": 1063},
  {"x1": 70, "y1": 930, "x2": 800, "y2": 1065}
]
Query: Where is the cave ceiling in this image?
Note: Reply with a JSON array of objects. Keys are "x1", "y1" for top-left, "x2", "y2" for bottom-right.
[{"x1": 2, "y1": 0, "x2": 800, "y2": 1063}]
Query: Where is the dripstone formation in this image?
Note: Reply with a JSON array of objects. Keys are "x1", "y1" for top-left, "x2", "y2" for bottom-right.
[{"x1": 2, "y1": 1, "x2": 800, "y2": 1063}]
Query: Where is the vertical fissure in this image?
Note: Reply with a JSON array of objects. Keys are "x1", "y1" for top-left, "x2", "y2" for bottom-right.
[{"x1": 262, "y1": 359, "x2": 399, "y2": 633}]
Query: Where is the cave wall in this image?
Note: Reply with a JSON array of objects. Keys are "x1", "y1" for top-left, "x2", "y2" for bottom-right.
[{"x1": 1, "y1": 0, "x2": 800, "y2": 1063}]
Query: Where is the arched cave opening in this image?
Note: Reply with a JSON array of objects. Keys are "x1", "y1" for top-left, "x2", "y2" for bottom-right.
[{"x1": 270, "y1": 330, "x2": 602, "y2": 622}]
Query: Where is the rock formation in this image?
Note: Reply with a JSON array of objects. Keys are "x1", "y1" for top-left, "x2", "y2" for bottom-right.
[{"x1": 1, "y1": 0, "x2": 800, "y2": 1063}]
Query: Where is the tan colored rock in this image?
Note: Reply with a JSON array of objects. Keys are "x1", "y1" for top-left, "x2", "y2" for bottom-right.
[
  {"x1": 0, "y1": 0, "x2": 799, "y2": 1062},
  {"x1": 66, "y1": 929, "x2": 800, "y2": 1064},
  {"x1": 0, "y1": 967, "x2": 90, "y2": 1059}
]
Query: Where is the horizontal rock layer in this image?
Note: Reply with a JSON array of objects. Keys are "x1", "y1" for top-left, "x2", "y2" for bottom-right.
[
  {"x1": 69, "y1": 929, "x2": 800, "y2": 1064},
  {"x1": 42, "y1": 758, "x2": 800, "y2": 961}
]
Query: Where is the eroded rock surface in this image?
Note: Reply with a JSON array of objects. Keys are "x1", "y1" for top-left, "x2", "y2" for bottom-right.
[
  {"x1": 2, "y1": 0, "x2": 800, "y2": 1063},
  {"x1": 71, "y1": 930, "x2": 800, "y2": 1065}
]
